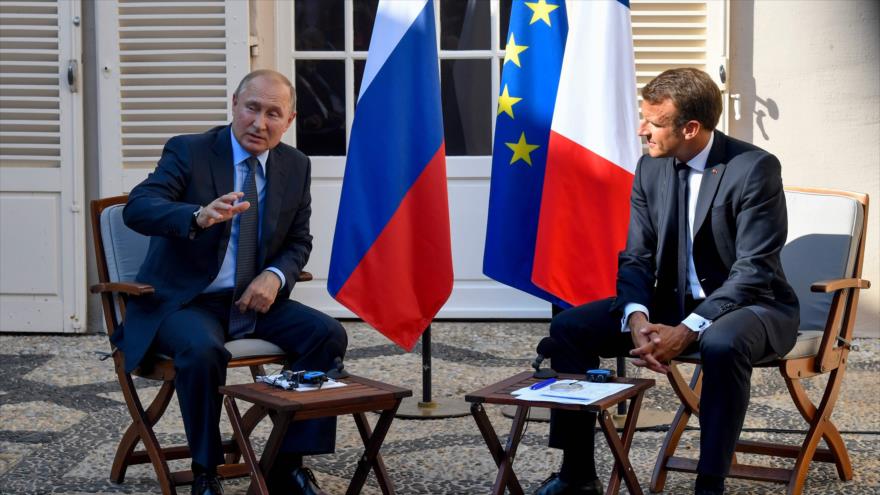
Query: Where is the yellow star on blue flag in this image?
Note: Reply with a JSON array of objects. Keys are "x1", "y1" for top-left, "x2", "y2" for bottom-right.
[
  {"x1": 525, "y1": 0, "x2": 560, "y2": 26},
  {"x1": 506, "y1": 132, "x2": 540, "y2": 166}
]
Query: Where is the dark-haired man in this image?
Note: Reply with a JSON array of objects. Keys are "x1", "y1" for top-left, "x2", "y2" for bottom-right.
[
  {"x1": 121, "y1": 69, "x2": 346, "y2": 495},
  {"x1": 534, "y1": 68, "x2": 799, "y2": 495}
]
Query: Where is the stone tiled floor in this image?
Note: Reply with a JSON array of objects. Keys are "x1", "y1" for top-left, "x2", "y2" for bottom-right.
[{"x1": 1, "y1": 322, "x2": 878, "y2": 494}]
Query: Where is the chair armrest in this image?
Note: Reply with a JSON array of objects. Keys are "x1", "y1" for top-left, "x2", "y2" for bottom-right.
[
  {"x1": 810, "y1": 278, "x2": 871, "y2": 293},
  {"x1": 297, "y1": 271, "x2": 314, "y2": 282},
  {"x1": 90, "y1": 282, "x2": 155, "y2": 296}
]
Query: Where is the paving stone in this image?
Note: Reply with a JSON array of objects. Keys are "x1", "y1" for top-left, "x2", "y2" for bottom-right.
[{"x1": 0, "y1": 327, "x2": 877, "y2": 494}]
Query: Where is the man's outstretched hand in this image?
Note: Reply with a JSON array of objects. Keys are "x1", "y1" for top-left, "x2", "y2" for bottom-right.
[{"x1": 196, "y1": 192, "x2": 250, "y2": 229}]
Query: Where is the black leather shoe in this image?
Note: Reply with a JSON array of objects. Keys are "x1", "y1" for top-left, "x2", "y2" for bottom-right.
[
  {"x1": 269, "y1": 466, "x2": 328, "y2": 495},
  {"x1": 534, "y1": 472, "x2": 603, "y2": 495},
  {"x1": 695, "y1": 490, "x2": 724, "y2": 495},
  {"x1": 291, "y1": 467, "x2": 327, "y2": 495},
  {"x1": 191, "y1": 473, "x2": 223, "y2": 495}
]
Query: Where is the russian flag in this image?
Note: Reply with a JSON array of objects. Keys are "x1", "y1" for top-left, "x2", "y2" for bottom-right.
[
  {"x1": 484, "y1": 0, "x2": 641, "y2": 307},
  {"x1": 328, "y1": 0, "x2": 453, "y2": 351}
]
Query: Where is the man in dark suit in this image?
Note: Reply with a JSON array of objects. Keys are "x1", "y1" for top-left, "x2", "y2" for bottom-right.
[
  {"x1": 534, "y1": 68, "x2": 799, "y2": 495},
  {"x1": 119, "y1": 69, "x2": 346, "y2": 495}
]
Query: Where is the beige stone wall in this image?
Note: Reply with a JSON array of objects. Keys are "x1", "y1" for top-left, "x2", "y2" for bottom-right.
[{"x1": 729, "y1": 0, "x2": 879, "y2": 336}]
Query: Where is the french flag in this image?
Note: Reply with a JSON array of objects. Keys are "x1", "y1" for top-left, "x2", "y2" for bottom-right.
[
  {"x1": 484, "y1": 0, "x2": 641, "y2": 307},
  {"x1": 328, "y1": 0, "x2": 453, "y2": 351}
]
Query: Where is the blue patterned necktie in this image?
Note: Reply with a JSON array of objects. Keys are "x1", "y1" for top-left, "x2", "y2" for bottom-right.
[{"x1": 229, "y1": 156, "x2": 260, "y2": 338}]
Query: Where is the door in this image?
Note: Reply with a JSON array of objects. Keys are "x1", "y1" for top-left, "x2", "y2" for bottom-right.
[
  {"x1": 0, "y1": 0, "x2": 86, "y2": 333},
  {"x1": 94, "y1": 0, "x2": 250, "y2": 196}
]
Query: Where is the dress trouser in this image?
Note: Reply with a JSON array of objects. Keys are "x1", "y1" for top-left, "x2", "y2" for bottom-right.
[
  {"x1": 547, "y1": 297, "x2": 773, "y2": 477},
  {"x1": 152, "y1": 291, "x2": 348, "y2": 470}
]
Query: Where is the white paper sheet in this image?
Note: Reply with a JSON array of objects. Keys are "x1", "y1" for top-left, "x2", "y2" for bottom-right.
[
  {"x1": 256, "y1": 374, "x2": 347, "y2": 392},
  {"x1": 511, "y1": 379, "x2": 632, "y2": 405}
]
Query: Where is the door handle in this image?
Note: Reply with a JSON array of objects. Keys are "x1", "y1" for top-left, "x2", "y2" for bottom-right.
[{"x1": 67, "y1": 59, "x2": 78, "y2": 93}]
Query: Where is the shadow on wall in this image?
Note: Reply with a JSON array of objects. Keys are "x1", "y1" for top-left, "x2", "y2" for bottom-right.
[{"x1": 730, "y1": 0, "x2": 780, "y2": 141}]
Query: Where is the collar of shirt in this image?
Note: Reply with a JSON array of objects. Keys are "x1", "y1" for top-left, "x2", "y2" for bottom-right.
[
  {"x1": 681, "y1": 131, "x2": 714, "y2": 172},
  {"x1": 230, "y1": 129, "x2": 269, "y2": 172}
]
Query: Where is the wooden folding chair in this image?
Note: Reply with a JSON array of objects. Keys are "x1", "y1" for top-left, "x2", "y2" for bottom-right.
[
  {"x1": 651, "y1": 187, "x2": 870, "y2": 495},
  {"x1": 90, "y1": 195, "x2": 312, "y2": 495}
]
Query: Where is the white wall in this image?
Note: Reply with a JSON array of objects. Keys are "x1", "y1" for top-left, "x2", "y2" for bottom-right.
[{"x1": 729, "y1": 0, "x2": 879, "y2": 337}]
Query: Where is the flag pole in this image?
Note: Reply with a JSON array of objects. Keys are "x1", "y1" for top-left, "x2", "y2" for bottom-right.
[{"x1": 395, "y1": 324, "x2": 470, "y2": 419}]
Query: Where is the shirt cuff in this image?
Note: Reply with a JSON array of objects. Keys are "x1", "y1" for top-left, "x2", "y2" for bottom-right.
[
  {"x1": 681, "y1": 312, "x2": 712, "y2": 334},
  {"x1": 264, "y1": 267, "x2": 286, "y2": 290},
  {"x1": 621, "y1": 303, "x2": 650, "y2": 332}
]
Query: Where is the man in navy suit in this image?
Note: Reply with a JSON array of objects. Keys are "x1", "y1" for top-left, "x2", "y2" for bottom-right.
[
  {"x1": 534, "y1": 69, "x2": 799, "y2": 495},
  {"x1": 120, "y1": 69, "x2": 345, "y2": 495}
]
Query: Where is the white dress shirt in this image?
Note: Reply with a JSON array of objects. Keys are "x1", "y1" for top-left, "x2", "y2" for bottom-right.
[
  {"x1": 202, "y1": 132, "x2": 286, "y2": 293},
  {"x1": 622, "y1": 133, "x2": 715, "y2": 335}
]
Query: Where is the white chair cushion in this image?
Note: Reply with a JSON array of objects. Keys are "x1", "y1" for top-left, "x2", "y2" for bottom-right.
[
  {"x1": 780, "y1": 330, "x2": 825, "y2": 360},
  {"x1": 225, "y1": 338, "x2": 286, "y2": 359},
  {"x1": 676, "y1": 330, "x2": 827, "y2": 363}
]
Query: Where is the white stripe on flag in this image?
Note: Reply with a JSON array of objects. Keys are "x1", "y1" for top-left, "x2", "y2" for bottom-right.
[
  {"x1": 551, "y1": 0, "x2": 641, "y2": 172},
  {"x1": 358, "y1": 0, "x2": 429, "y2": 101}
]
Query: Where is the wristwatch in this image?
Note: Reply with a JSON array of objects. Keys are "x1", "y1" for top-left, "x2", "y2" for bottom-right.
[{"x1": 189, "y1": 206, "x2": 204, "y2": 239}]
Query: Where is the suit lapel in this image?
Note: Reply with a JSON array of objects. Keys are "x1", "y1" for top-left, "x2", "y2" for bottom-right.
[
  {"x1": 211, "y1": 127, "x2": 235, "y2": 268},
  {"x1": 260, "y1": 147, "x2": 289, "y2": 265},
  {"x1": 210, "y1": 126, "x2": 235, "y2": 198},
  {"x1": 693, "y1": 130, "x2": 727, "y2": 233},
  {"x1": 657, "y1": 157, "x2": 678, "y2": 257}
]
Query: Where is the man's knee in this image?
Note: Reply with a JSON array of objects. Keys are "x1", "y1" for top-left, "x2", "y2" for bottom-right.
[
  {"x1": 549, "y1": 307, "x2": 585, "y2": 344},
  {"x1": 319, "y1": 316, "x2": 347, "y2": 355},
  {"x1": 175, "y1": 337, "x2": 230, "y2": 371},
  {"x1": 699, "y1": 310, "x2": 766, "y2": 366},
  {"x1": 699, "y1": 330, "x2": 754, "y2": 369}
]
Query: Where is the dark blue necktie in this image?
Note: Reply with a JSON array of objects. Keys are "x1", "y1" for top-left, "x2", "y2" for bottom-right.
[
  {"x1": 676, "y1": 161, "x2": 690, "y2": 315},
  {"x1": 229, "y1": 156, "x2": 260, "y2": 338}
]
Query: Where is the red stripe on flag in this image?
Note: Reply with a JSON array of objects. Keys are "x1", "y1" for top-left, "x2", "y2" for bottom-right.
[
  {"x1": 532, "y1": 131, "x2": 634, "y2": 306},
  {"x1": 334, "y1": 145, "x2": 453, "y2": 351}
]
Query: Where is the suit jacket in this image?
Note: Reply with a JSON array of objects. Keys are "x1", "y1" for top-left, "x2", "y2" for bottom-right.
[
  {"x1": 116, "y1": 125, "x2": 313, "y2": 372},
  {"x1": 610, "y1": 130, "x2": 799, "y2": 356}
]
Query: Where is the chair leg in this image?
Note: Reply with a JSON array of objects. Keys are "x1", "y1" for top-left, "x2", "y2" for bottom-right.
[
  {"x1": 651, "y1": 363, "x2": 702, "y2": 493},
  {"x1": 114, "y1": 369, "x2": 177, "y2": 495},
  {"x1": 785, "y1": 366, "x2": 852, "y2": 494}
]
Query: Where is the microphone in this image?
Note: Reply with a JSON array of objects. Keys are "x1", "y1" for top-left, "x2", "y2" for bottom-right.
[
  {"x1": 324, "y1": 340, "x2": 350, "y2": 380},
  {"x1": 532, "y1": 337, "x2": 558, "y2": 379}
]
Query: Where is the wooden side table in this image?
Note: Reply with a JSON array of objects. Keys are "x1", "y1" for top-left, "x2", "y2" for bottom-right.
[
  {"x1": 465, "y1": 371, "x2": 655, "y2": 495},
  {"x1": 220, "y1": 375, "x2": 412, "y2": 495}
]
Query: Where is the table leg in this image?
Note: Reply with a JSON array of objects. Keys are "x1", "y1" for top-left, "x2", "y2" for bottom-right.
[
  {"x1": 223, "y1": 396, "x2": 268, "y2": 495},
  {"x1": 346, "y1": 402, "x2": 400, "y2": 495},
  {"x1": 469, "y1": 402, "x2": 525, "y2": 495},
  {"x1": 251, "y1": 410, "x2": 294, "y2": 495},
  {"x1": 351, "y1": 405, "x2": 398, "y2": 495},
  {"x1": 599, "y1": 392, "x2": 645, "y2": 495}
]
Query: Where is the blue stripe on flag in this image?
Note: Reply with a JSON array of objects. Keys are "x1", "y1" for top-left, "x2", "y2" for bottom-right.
[
  {"x1": 328, "y1": 0, "x2": 443, "y2": 296},
  {"x1": 482, "y1": 0, "x2": 568, "y2": 306}
]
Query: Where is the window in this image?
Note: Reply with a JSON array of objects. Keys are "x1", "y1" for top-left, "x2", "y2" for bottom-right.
[
  {"x1": 278, "y1": 0, "x2": 727, "y2": 319},
  {"x1": 289, "y1": 0, "x2": 510, "y2": 157}
]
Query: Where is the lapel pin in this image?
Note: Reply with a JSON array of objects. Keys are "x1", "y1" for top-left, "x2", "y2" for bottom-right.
[{"x1": 712, "y1": 169, "x2": 718, "y2": 175}]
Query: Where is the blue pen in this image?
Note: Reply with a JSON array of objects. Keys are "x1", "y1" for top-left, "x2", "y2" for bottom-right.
[{"x1": 530, "y1": 378, "x2": 557, "y2": 390}]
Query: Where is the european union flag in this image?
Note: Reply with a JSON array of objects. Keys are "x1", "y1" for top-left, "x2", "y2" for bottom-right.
[{"x1": 483, "y1": 0, "x2": 568, "y2": 306}]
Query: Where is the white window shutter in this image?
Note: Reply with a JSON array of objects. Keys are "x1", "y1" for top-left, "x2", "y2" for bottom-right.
[
  {"x1": 0, "y1": 0, "x2": 86, "y2": 332},
  {"x1": 631, "y1": 0, "x2": 728, "y2": 127},
  {"x1": 95, "y1": 0, "x2": 249, "y2": 195}
]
